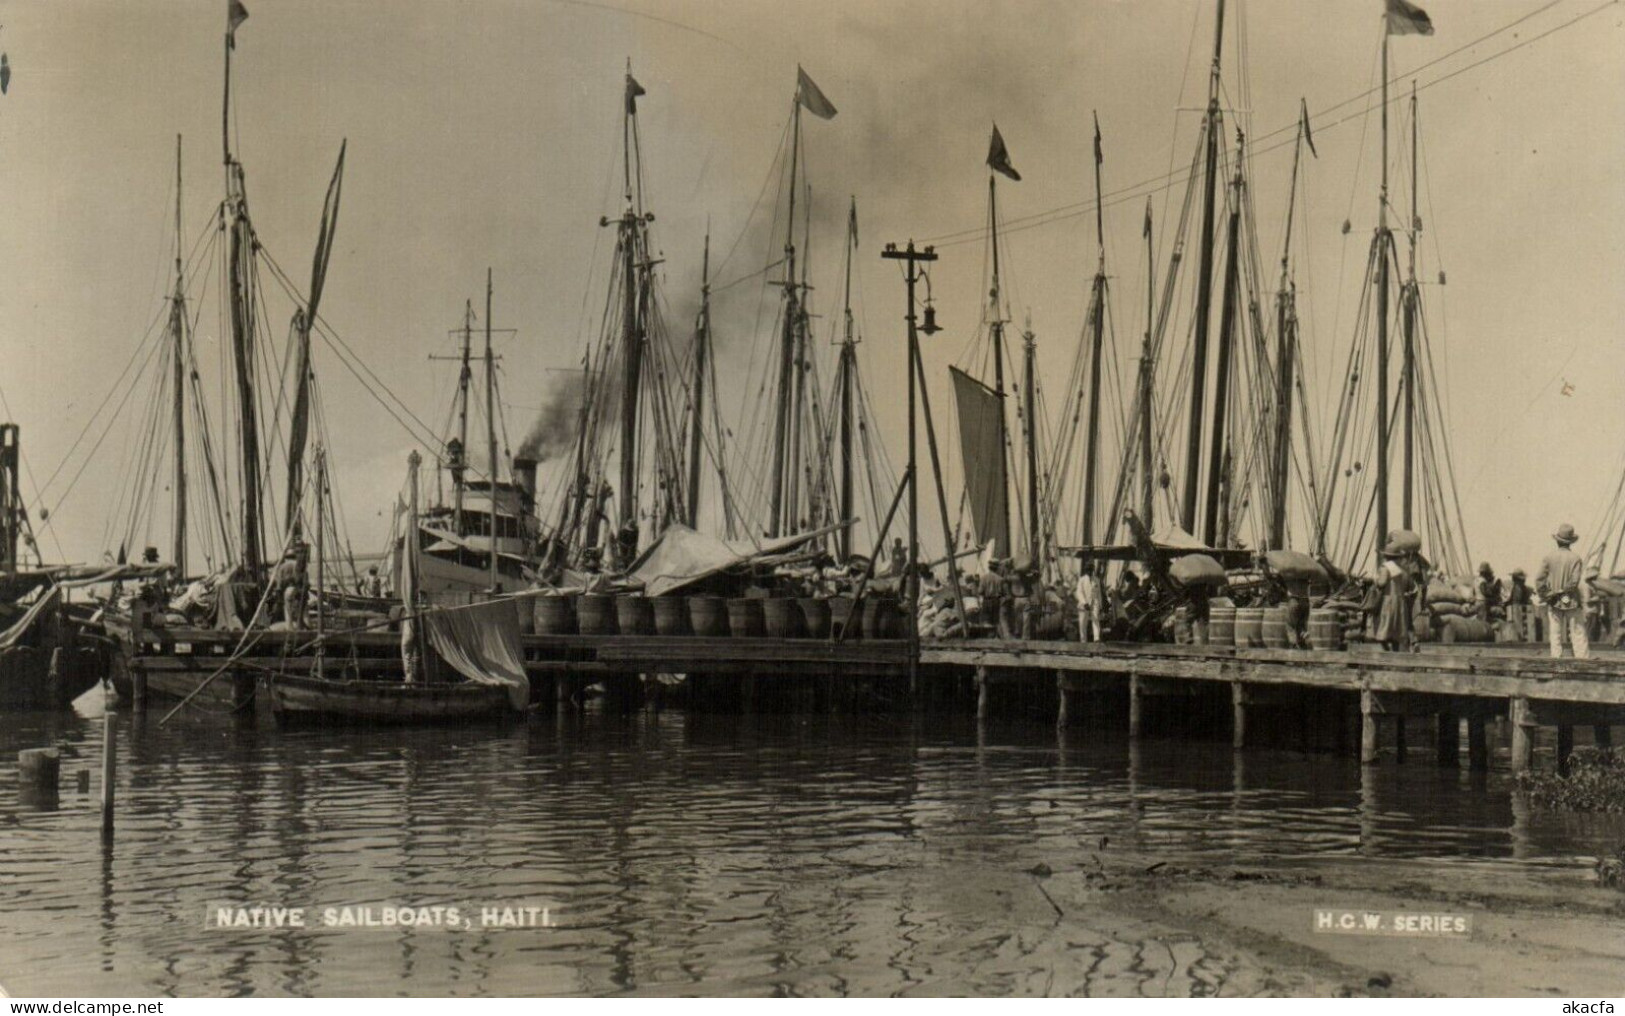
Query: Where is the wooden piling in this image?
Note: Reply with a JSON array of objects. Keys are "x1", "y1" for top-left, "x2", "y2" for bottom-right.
[
  {"x1": 1231, "y1": 682, "x2": 1247, "y2": 750},
  {"x1": 1509, "y1": 696, "x2": 1533, "y2": 774},
  {"x1": 100, "y1": 712, "x2": 116, "y2": 840},
  {"x1": 1360, "y1": 690, "x2": 1378, "y2": 765},
  {"x1": 1128, "y1": 674, "x2": 1143, "y2": 739},
  {"x1": 1436, "y1": 713, "x2": 1459, "y2": 767},
  {"x1": 1556, "y1": 724, "x2": 1574, "y2": 777},
  {"x1": 1054, "y1": 671, "x2": 1069, "y2": 730},
  {"x1": 1394, "y1": 717, "x2": 1408, "y2": 765},
  {"x1": 18, "y1": 748, "x2": 60, "y2": 789},
  {"x1": 975, "y1": 666, "x2": 989, "y2": 721},
  {"x1": 1467, "y1": 716, "x2": 1490, "y2": 772}
]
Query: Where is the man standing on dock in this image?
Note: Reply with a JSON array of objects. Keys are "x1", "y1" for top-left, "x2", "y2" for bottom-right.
[
  {"x1": 1075, "y1": 561, "x2": 1103, "y2": 643},
  {"x1": 1373, "y1": 539, "x2": 1413, "y2": 651},
  {"x1": 1536, "y1": 523, "x2": 1589, "y2": 660},
  {"x1": 1476, "y1": 562, "x2": 1503, "y2": 624},
  {"x1": 1506, "y1": 568, "x2": 1533, "y2": 641}
]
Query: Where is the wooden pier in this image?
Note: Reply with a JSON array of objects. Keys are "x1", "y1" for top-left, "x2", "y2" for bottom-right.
[{"x1": 107, "y1": 621, "x2": 1624, "y2": 774}]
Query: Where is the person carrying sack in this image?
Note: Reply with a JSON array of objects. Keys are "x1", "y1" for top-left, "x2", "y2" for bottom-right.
[{"x1": 1536, "y1": 523, "x2": 1589, "y2": 660}]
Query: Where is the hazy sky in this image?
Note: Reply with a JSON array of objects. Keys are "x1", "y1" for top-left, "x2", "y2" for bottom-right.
[{"x1": 2, "y1": 0, "x2": 1621, "y2": 575}]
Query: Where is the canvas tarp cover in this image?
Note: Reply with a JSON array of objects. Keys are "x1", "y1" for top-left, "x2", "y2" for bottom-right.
[
  {"x1": 0, "y1": 584, "x2": 59, "y2": 651},
  {"x1": 1169, "y1": 553, "x2": 1227, "y2": 586},
  {"x1": 951, "y1": 366, "x2": 1008, "y2": 559},
  {"x1": 421, "y1": 599, "x2": 528, "y2": 711},
  {"x1": 1150, "y1": 524, "x2": 1210, "y2": 551},
  {"x1": 626, "y1": 524, "x2": 839, "y2": 598}
]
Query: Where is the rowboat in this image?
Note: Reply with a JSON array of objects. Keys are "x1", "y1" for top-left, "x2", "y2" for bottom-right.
[{"x1": 263, "y1": 671, "x2": 516, "y2": 725}]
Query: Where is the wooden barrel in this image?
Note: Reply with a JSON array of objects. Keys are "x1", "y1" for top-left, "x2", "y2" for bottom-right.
[
  {"x1": 533, "y1": 595, "x2": 577, "y2": 635},
  {"x1": 798, "y1": 597, "x2": 832, "y2": 639},
  {"x1": 652, "y1": 596, "x2": 692, "y2": 637},
  {"x1": 862, "y1": 596, "x2": 901, "y2": 639},
  {"x1": 688, "y1": 596, "x2": 729, "y2": 637},
  {"x1": 762, "y1": 598, "x2": 804, "y2": 638},
  {"x1": 1261, "y1": 606, "x2": 1291, "y2": 648},
  {"x1": 726, "y1": 598, "x2": 765, "y2": 637},
  {"x1": 1308, "y1": 607, "x2": 1344, "y2": 650},
  {"x1": 576, "y1": 593, "x2": 618, "y2": 636},
  {"x1": 616, "y1": 595, "x2": 656, "y2": 635},
  {"x1": 828, "y1": 596, "x2": 856, "y2": 639},
  {"x1": 1234, "y1": 606, "x2": 1264, "y2": 648},
  {"x1": 1172, "y1": 606, "x2": 1192, "y2": 645},
  {"x1": 1209, "y1": 606, "x2": 1236, "y2": 647}
]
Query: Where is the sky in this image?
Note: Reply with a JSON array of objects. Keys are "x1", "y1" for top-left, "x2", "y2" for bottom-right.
[{"x1": 1, "y1": 0, "x2": 1621, "y2": 577}]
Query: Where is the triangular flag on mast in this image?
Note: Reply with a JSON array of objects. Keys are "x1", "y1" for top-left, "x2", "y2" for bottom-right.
[
  {"x1": 625, "y1": 74, "x2": 646, "y2": 115},
  {"x1": 796, "y1": 66, "x2": 837, "y2": 120},
  {"x1": 227, "y1": 0, "x2": 249, "y2": 48},
  {"x1": 1384, "y1": 0, "x2": 1433, "y2": 36},
  {"x1": 1300, "y1": 98, "x2": 1318, "y2": 158},
  {"x1": 848, "y1": 198, "x2": 859, "y2": 249},
  {"x1": 987, "y1": 124, "x2": 1021, "y2": 181},
  {"x1": 1143, "y1": 197, "x2": 1153, "y2": 239},
  {"x1": 0, "y1": 54, "x2": 10, "y2": 96},
  {"x1": 1093, "y1": 112, "x2": 1103, "y2": 167}
]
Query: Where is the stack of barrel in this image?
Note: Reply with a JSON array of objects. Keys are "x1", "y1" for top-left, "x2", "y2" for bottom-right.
[{"x1": 529, "y1": 592, "x2": 889, "y2": 639}]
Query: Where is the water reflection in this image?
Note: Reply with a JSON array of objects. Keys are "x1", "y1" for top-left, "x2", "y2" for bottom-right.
[{"x1": 0, "y1": 692, "x2": 1615, "y2": 996}]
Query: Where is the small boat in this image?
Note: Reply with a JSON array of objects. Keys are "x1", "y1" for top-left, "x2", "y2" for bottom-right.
[{"x1": 263, "y1": 671, "x2": 515, "y2": 725}]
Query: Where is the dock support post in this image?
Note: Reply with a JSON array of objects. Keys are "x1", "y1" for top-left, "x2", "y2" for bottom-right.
[
  {"x1": 1467, "y1": 716, "x2": 1489, "y2": 771},
  {"x1": 1129, "y1": 673, "x2": 1142, "y2": 739},
  {"x1": 740, "y1": 676, "x2": 755, "y2": 715},
  {"x1": 1360, "y1": 690, "x2": 1378, "y2": 765},
  {"x1": 1231, "y1": 682, "x2": 1246, "y2": 750},
  {"x1": 1556, "y1": 724, "x2": 1574, "y2": 777},
  {"x1": 1394, "y1": 717, "x2": 1407, "y2": 765},
  {"x1": 556, "y1": 674, "x2": 573, "y2": 711},
  {"x1": 1509, "y1": 697, "x2": 1533, "y2": 774},
  {"x1": 100, "y1": 712, "x2": 116, "y2": 841},
  {"x1": 1055, "y1": 671, "x2": 1069, "y2": 730},
  {"x1": 1436, "y1": 713, "x2": 1459, "y2": 767},
  {"x1": 975, "y1": 666, "x2": 989, "y2": 721},
  {"x1": 131, "y1": 667, "x2": 148, "y2": 712},
  {"x1": 1595, "y1": 725, "x2": 1613, "y2": 749}
]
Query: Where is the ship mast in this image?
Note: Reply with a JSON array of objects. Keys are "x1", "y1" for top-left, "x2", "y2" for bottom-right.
[
  {"x1": 170, "y1": 135, "x2": 187, "y2": 577},
  {"x1": 769, "y1": 94, "x2": 802, "y2": 538},
  {"x1": 1181, "y1": 0, "x2": 1226, "y2": 540},
  {"x1": 1203, "y1": 132, "x2": 1245, "y2": 547},
  {"x1": 686, "y1": 233, "x2": 711, "y2": 527},
  {"x1": 1270, "y1": 106, "x2": 1309, "y2": 551},
  {"x1": 1402, "y1": 82, "x2": 1419, "y2": 530},
  {"x1": 485, "y1": 268, "x2": 499, "y2": 592},
  {"x1": 455, "y1": 301, "x2": 473, "y2": 533},
  {"x1": 223, "y1": 7, "x2": 264, "y2": 577},
  {"x1": 1080, "y1": 112, "x2": 1108, "y2": 548},
  {"x1": 838, "y1": 199, "x2": 858, "y2": 561},
  {"x1": 1139, "y1": 198, "x2": 1156, "y2": 532},
  {"x1": 987, "y1": 174, "x2": 1012, "y2": 558}
]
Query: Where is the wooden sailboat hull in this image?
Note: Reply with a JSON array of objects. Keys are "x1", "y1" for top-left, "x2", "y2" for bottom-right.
[{"x1": 264, "y1": 672, "x2": 516, "y2": 725}]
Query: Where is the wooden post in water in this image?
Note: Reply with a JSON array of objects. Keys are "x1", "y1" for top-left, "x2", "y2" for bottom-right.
[
  {"x1": 1393, "y1": 717, "x2": 1407, "y2": 765},
  {"x1": 1128, "y1": 674, "x2": 1143, "y2": 739},
  {"x1": 1436, "y1": 713, "x2": 1459, "y2": 766},
  {"x1": 1231, "y1": 682, "x2": 1247, "y2": 750},
  {"x1": 1055, "y1": 671, "x2": 1069, "y2": 730},
  {"x1": 1556, "y1": 724, "x2": 1574, "y2": 777},
  {"x1": 975, "y1": 666, "x2": 989, "y2": 721},
  {"x1": 100, "y1": 712, "x2": 116, "y2": 840},
  {"x1": 1467, "y1": 716, "x2": 1490, "y2": 772},
  {"x1": 18, "y1": 748, "x2": 59, "y2": 790},
  {"x1": 1360, "y1": 690, "x2": 1378, "y2": 765},
  {"x1": 1509, "y1": 697, "x2": 1533, "y2": 773}
]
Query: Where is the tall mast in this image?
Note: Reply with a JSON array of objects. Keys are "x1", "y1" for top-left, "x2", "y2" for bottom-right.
[
  {"x1": 1022, "y1": 322, "x2": 1039, "y2": 567},
  {"x1": 1376, "y1": 23, "x2": 1392, "y2": 544},
  {"x1": 1203, "y1": 133, "x2": 1245, "y2": 546},
  {"x1": 455, "y1": 300, "x2": 473, "y2": 532},
  {"x1": 988, "y1": 174, "x2": 1012, "y2": 558},
  {"x1": 1081, "y1": 112, "x2": 1108, "y2": 547},
  {"x1": 1271, "y1": 111, "x2": 1307, "y2": 551},
  {"x1": 223, "y1": 14, "x2": 263, "y2": 576},
  {"x1": 1181, "y1": 0, "x2": 1226, "y2": 539},
  {"x1": 1139, "y1": 199, "x2": 1156, "y2": 532},
  {"x1": 788, "y1": 183, "x2": 811, "y2": 531},
  {"x1": 838, "y1": 198, "x2": 858, "y2": 561},
  {"x1": 686, "y1": 233, "x2": 711, "y2": 527},
  {"x1": 769, "y1": 95, "x2": 802, "y2": 537},
  {"x1": 171, "y1": 134, "x2": 188, "y2": 577},
  {"x1": 1401, "y1": 82, "x2": 1418, "y2": 530},
  {"x1": 485, "y1": 268, "x2": 499, "y2": 591},
  {"x1": 313, "y1": 445, "x2": 326, "y2": 676}
]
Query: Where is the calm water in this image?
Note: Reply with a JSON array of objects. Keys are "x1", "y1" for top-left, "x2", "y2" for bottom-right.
[{"x1": 0, "y1": 687, "x2": 1617, "y2": 997}]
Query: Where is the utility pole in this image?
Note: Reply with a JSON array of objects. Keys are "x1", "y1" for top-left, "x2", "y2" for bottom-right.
[{"x1": 881, "y1": 241, "x2": 937, "y2": 686}]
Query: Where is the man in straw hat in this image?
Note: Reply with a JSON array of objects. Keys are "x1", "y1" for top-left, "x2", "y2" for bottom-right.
[{"x1": 1535, "y1": 523, "x2": 1588, "y2": 660}]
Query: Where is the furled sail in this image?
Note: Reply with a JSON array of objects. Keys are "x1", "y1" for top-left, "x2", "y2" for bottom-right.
[{"x1": 950, "y1": 366, "x2": 1009, "y2": 559}]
